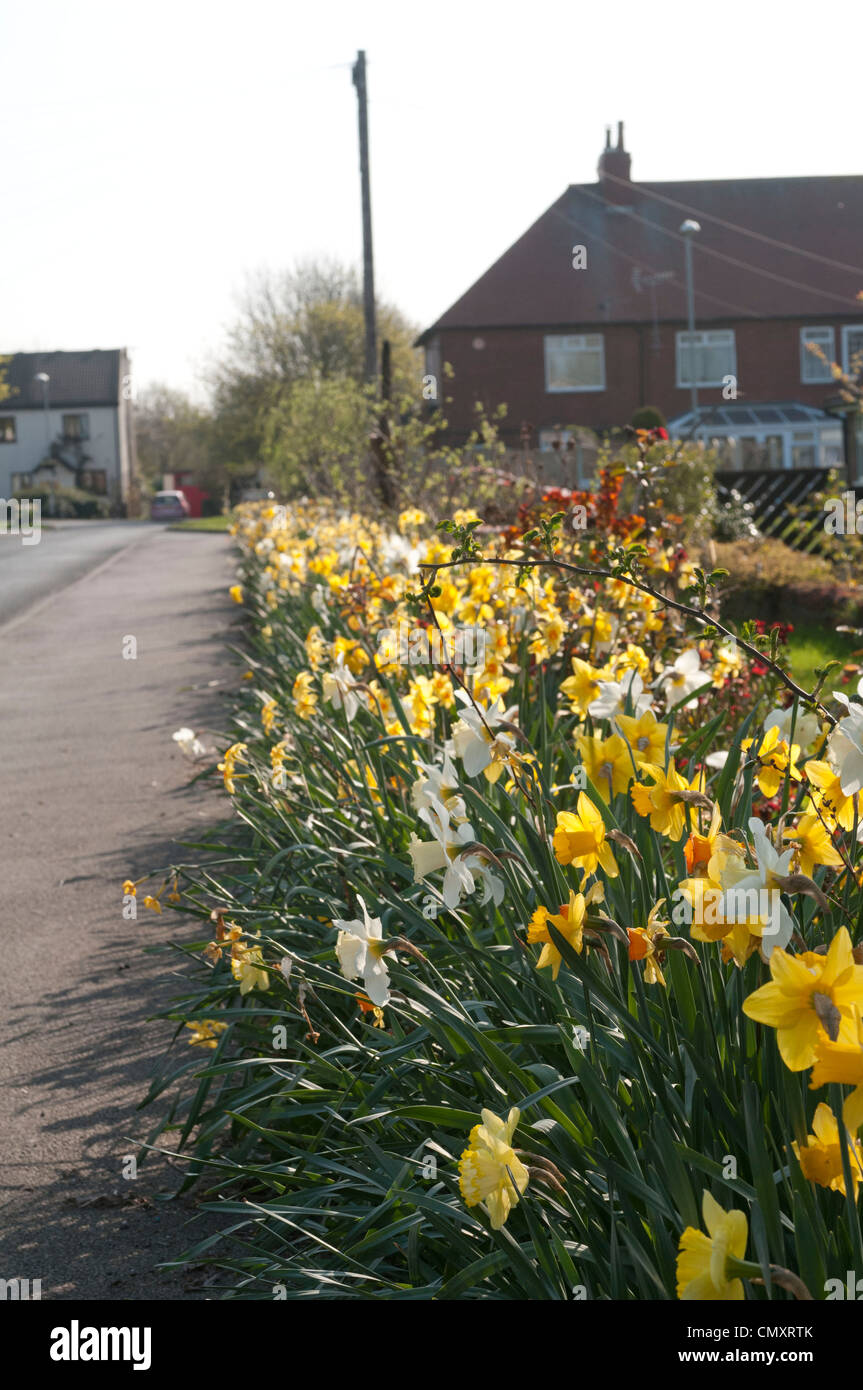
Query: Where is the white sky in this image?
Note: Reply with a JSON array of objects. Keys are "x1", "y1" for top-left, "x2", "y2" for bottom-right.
[{"x1": 2, "y1": 0, "x2": 861, "y2": 400}]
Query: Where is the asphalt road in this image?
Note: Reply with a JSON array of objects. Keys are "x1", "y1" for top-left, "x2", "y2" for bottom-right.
[
  {"x1": 0, "y1": 524, "x2": 242, "y2": 1299},
  {"x1": 0, "y1": 520, "x2": 160, "y2": 628}
]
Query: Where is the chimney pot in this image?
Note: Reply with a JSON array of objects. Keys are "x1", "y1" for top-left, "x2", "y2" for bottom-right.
[{"x1": 597, "y1": 122, "x2": 632, "y2": 202}]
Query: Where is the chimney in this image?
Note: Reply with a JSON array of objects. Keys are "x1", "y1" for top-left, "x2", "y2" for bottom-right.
[{"x1": 597, "y1": 121, "x2": 632, "y2": 203}]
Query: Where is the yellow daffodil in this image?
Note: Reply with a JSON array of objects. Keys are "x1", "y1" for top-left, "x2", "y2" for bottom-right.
[
  {"x1": 628, "y1": 900, "x2": 670, "y2": 986},
  {"x1": 142, "y1": 895, "x2": 162, "y2": 914},
  {"x1": 631, "y1": 763, "x2": 705, "y2": 842},
  {"x1": 291, "y1": 670, "x2": 318, "y2": 720},
  {"x1": 811, "y1": 1007, "x2": 863, "y2": 1133},
  {"x1": 560, "y1": 657, "x2": 603, "y2": 715},
  {"x1": 742, "y1": 927, "x2": 863, "y2": 1070},
  {"x1": 615, "y1": 708, "x2": 671, "y2": 768},
  {"x1": 230, "y1": 939, "x2": 270, "y2": 995},
  {"x1": 458, "y1": 1107, "x2": 529, "y2": 1230},
  {"x1": 575, "y1": 732, "x2": 634, "y2": 802},
  {"x1": 185, "y1": 1019, "x2": 228, "y2": 1049},
  {"x1": 527, "y1": 890, "x2": 586, "y2": 980},
  {"x1": 793, "y1": 1102, "x2": 863, "y2": 1197},
  {"x1": 553, "y1": 793, "x2": 618, "y2": 878},
  {"x1": 676, "y1": 1191, "x2": 748, "y2": 1301},
  {"x1": 782, "y1": 814, "x2": 844, "y2": 878},
  {"x1": 804, "y1": 759, "x2": 858, "y2": 832},
  {"x1": 218, "y1": 741, "x2": 248, "y2": 795},
  {"x1": 741, "y1": 726, "x2": 801, "y2": 799},
  {"x1": 229, "y1": 584, "x2": 243, "y2": 604}
]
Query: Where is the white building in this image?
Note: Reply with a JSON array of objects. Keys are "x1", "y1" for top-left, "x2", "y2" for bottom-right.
[{"x1": 0, "y1": 349, "x2": 134, "y2": 509}]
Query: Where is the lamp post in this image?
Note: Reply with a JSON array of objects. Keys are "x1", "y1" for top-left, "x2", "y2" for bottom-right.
[
  {"x1": 34, "y1": 371, "x2": 54, "y2": 516},
  {"x1": 680, "y1": 220, "x2": 701, "y2": 433}
]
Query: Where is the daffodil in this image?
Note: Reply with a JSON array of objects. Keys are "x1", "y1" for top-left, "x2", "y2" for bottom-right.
[
  {"x1": 333, "y1": 897, "x2": 391, "y2": 1006},
  {"x1": 560, "y1": 657, "x2": 602, "y2": 715},
  {"x1": 292, "y1": 670, "x2": 318, "y2": 720},
  {"x1": 230, "y1": 939, "x2": 270, "y2": 994},
  {"x1": 553, "y1": 793, "x2": 618, "y2": 878},
  {"x1": 527, "y1": 890, "x2": 585, "y2": 979},
  {"x1": 630, "y1": 763, "x2": 705, "y2": 842},
  {"x1": 229, "y1": 584, "x2": 243, "y2": 604},
  {"x1": 811, "y1": 1007, "x2": 863, "y2": 1133},
  {"x1": 575, "y1": 732, "x2": 633, "y2": 802},
  {"x1": 322, "y1": 656, "x2": 361, "y2": 723},
  {"x1": 185, "y1": 1019, "x2": 228, "y2": 1049},
  {"x1": 828, "y1": 691, "x2": 863, "y2": 794},
  {"x1": 742, "y1": 926, "x2": 863, "y2": 1070},
  {"x1": 782, "y1": 814, "x2": 844, "y2": 878},
  {"x1": 615, "y1": 707, "x2": 671, "y2": 769},
  {"x1": 793, "y1": 1102, "x2": 863, "y2": 1198},
  {"x1": 804, "y1": 759, "x2": 858, "y2": 831},
  {"x1": 628, "y1": 900, "x2": 670, "y2": 986},
  {"x1": 658, "y1": 648, "x2": 703, "y2": 710},
  {"x1": 676, "y1": 1191, "x2": 748, "y2": 1301},
  {"x1": 458, "y1": 1107, "x2": 529, "y2": 1230},
  {"x1": 741, "y1": 725, "x2": 801, "y2": 799},
  {"x1": 451, "y1": 692, "x2": 519, "y2": 783}
]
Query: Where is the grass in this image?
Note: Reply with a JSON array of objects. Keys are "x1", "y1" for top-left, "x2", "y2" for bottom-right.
[
  {"x1": 786, "y1": 620, "x2": 860, "y2": 692},
  {"x1": 167, "y1": 513, "x2": 234, "y2": 532}
]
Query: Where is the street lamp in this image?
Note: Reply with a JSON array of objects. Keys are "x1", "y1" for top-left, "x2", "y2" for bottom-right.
[
  {"x1": 34, "y1": 371, "x2": 54, "y2": 516},
  {"x1": 679, "y1": 220, "x2": 701, "y2": 432}
]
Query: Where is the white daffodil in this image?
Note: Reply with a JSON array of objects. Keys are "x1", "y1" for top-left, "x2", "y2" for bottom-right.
[
  {"x1": 828, "y1": 691, "x2": 863, "y2": 795},
  {"x1": 172, "y1": 727, "x2": 209, "y2": 760},
  {"x1": 705, "y1": 749, "x2": 729, "y2": 770},
  {"x1": 322, "y1": 655, "x2": 361, "y2": 723},
  {"x1": 408, "y1": 804, "x2": 504, "y2": 911},
  {"x1": 451, "y1": 692, "x2": 519, "y2": 781},
  {"x1": 657, "y1": 648, "x2": 703, "y2": 710},
  {"x1": 717, "y1": 817, "x2": 795, "y2": 958},
  {"x1": 332, "y1": 896, "x2": 391, "y2": 1006},
  {"x1": 410, "y1": 752, "x2": 466, "y2": 822},
  {"x1": 764, "y1": 705, "x2": 821, "y2": 752},
  {"x1": 589, "y1": 667, "x2": 652, "y2": 721},
  {"x1": 310, "y1": 585, "x2": 328, "y2": 619}
]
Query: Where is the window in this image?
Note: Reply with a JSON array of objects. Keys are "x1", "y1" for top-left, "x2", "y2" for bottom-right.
[
  {"x1": 675, "y1": 330, "x2": 736, "y2": 387},
  {"x1": 10, "y1": 472, "x2": 33, "y2": 491},
  {"x1": 544, "y1": 334, "x2": 605, "y2": 392},
  {"x1": 80, "y1": 469, "x2": 107, "y2": 495},
  {"x1": 62, "y1": 413, "x2": 89, "y2": 441},
  {"x1": 0, "y1": 416, "x2": 16, "y2": 443},
  {"x1": 842, "y1": 325, "x2": 863, "y2": 377},
  {"x1": 800, "y1": 327, "x2": 835, "y2": 383}
]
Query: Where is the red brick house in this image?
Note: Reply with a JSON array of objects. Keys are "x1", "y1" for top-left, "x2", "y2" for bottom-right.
[{"x1": 418, "y1": 126, "x2": 863, "y2": 476}]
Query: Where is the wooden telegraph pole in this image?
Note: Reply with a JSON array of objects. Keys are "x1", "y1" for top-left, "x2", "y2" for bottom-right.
[{"x1": 352, "y1": 50, "x2": 377, "y2": 389}]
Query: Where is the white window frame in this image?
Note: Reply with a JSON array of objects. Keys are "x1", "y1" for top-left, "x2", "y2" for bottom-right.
[
  {"x1": 675, "y1": 330, "x2": 736, "y2": 388},
  {"x1": 544, "y1": 334, "x2": 605, "y2": 394},
  {"x1": 0, "y1": 415, "x2": 16, "y2": 443},
  {"x1": 841, "y1": 323, "x2": 863, "y2": 374},
  {"x1": 800, "y1": 327, "x2": 835, "y2": 383}
]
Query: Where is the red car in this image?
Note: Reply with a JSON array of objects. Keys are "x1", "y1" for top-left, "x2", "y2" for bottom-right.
[{"x1": 150, "y1": 490, "x2": 191, "y2": 521}]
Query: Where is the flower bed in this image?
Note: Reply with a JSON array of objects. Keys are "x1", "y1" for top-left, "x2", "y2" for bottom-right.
[{"x1": 135, "y1": 489, "x2": 863, "y2": 1301}]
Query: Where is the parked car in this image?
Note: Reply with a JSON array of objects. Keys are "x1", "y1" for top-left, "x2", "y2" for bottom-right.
[{"x1": 150, "y1": 490, "x2": 190, "y2": 521}]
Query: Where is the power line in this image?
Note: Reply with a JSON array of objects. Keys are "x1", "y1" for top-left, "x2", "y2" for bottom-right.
[
  {"x1": 547, "y1": 204, "x2": 764, "y2": 322},
  {"x1": 598, "y1": 168, "x2": 863, "y2": 279},
  {"x1": 574, "y1": 181, "x2": 863, "y2": 310}
]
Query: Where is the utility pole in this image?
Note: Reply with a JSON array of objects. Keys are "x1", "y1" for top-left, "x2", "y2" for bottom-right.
[
  {"x1": 680, "y1": 220, "x2": 701, "y2": 431},
  {"x1": 352, "y1": 49, "x2": 377, "y2": 389}
]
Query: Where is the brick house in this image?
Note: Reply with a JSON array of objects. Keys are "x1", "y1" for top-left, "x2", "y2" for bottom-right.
[
  {"x1": 417, "y1": 126, "x2": 863, "y2": 477},
  {"x1": 0, "y1": 349, "x2": 135, "y2": 508}
]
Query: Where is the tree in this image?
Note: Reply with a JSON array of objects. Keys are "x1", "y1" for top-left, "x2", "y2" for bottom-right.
[
  {"x1": 207, "y1": 260, "x2": 422, "y2": 480},
  {"x1": 133, "y1": 385, "x2": 230, "y2": 503}
]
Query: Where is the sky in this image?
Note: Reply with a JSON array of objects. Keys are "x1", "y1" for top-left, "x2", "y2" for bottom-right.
[{"x1": 2, "y1": 0, "x2": 862, "y2": 401}]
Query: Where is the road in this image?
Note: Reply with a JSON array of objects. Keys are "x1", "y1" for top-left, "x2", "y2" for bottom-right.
[
  {"x1": 0, "y1": 523, "x2": 241, "y2": 1299},
  {"x1": 0, "y1": 520, "x2": 158, "y2": 628}
]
